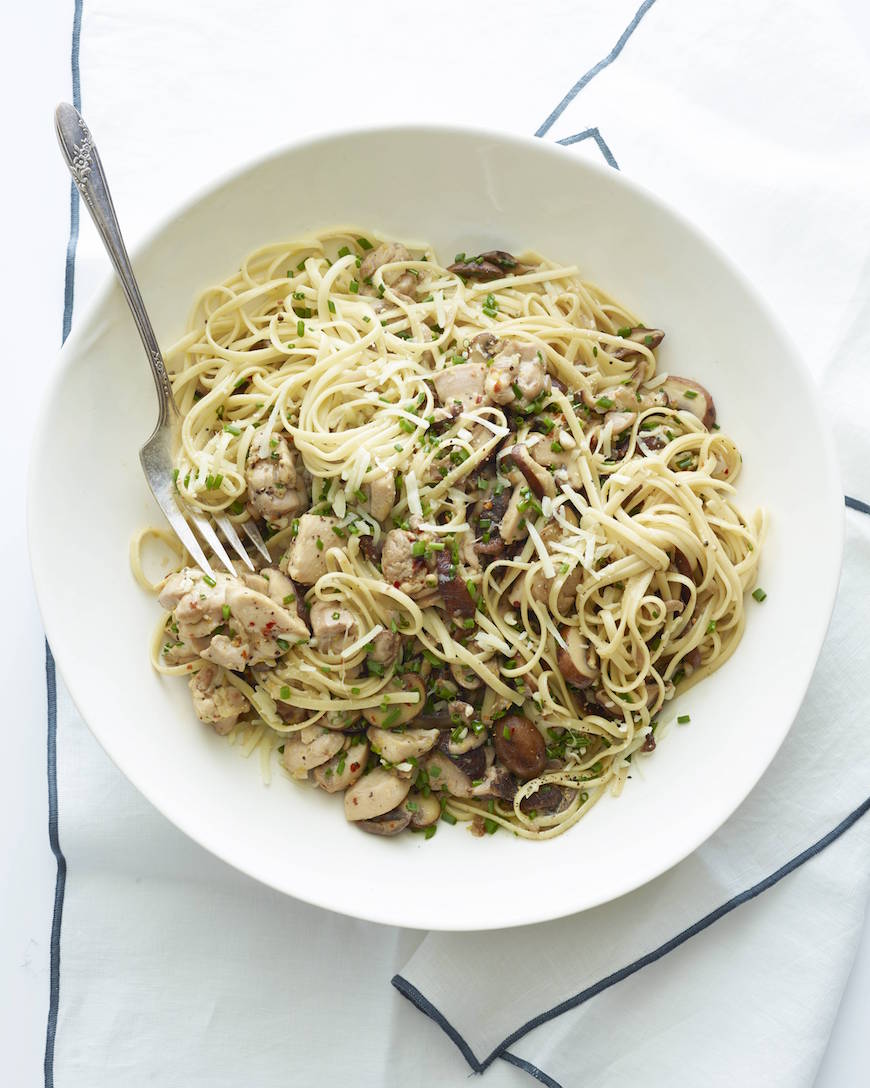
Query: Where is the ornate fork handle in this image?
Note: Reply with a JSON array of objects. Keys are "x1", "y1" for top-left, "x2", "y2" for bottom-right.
[{"x1": 54, "y1": 103, "x2": 177, "y2": 427}]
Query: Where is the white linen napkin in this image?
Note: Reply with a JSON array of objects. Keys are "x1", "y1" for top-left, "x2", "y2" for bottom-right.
[{"x1": 47, "y1": 1, "x2": 870, "y2": 1085}]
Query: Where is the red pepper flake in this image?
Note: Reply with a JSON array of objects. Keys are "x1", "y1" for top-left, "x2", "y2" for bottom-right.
[
  {"x1": 350, "y1": 762, "x2": 360, "y2": 772},
  {"x1": 264, "y1": 621, "x2": 276, "y2": 631}
]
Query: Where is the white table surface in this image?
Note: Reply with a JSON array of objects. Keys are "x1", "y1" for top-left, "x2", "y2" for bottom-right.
[{"x1": 3, "y1": 2, "x2": 868, "y2": 1084}]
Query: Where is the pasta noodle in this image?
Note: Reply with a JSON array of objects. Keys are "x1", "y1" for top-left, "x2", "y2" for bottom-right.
[{"x1": 134, "y1": 229, "x2": 765, "y2": 841}]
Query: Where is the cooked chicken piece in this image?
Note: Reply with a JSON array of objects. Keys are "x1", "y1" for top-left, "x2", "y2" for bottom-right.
[
  {"x1": 188, "y1": 664, "x2": 247, "y2": 735},
  {"x1": 284, "y1": 514, "x2": 344, "y2": 585},
  {"x1": 358, "y1": 242, "x2": 418, "y2": 301},
  {"x1": 370, "y1": 628, "x2": 401, "y2": 664},
  {"x1": 381, "y1": 529, "x2": 433, "y2": 597},
  {"x1": 431, "y1": 362, "x2": 487, "y2": 413},
  {"x1": 245, "y1": 433, "x2": 308, "y2": 525},
  {"x1": 484, "y1": 340, "x2": 548, "y2": 405},
  {"x1": 365, "y1": 471, "x2": 396, "y2": 522},
  {"x1": 159, "y1": 568, "x2": 307, "y2": 670},
  {"x1": 310, "y1": 600, "x2": 359, "y2": 655}
]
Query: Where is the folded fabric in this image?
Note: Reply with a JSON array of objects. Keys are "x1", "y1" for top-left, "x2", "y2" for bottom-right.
[{"x1": 46, "y1": 0, "x2": 870, "y2": 1085}]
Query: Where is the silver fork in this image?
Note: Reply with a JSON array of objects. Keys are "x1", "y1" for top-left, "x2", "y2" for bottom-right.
[{"x1": 54, "y1": 102, "x2": 270, "y2": 577}]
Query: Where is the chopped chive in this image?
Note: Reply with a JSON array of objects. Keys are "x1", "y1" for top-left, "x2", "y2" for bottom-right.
[
  {"x1": 617, "y1": 326, "x2": 631, "y2": 337},
  {"x1": 327, "y1": 299, "x2": 336, "y2": 313},
  {"x1": 276, "y1": 638, "x2": 290, "y2": 651},
  {"x1": 596, "y1": 396, "x2": 614, "y2": 410},
  {"x1": 683, "y1": 389, "x2": 698, "y2": 399},
  {"x1": 677, "y1": 714, "x2": 691, "y2": 724},
  {"x1": 224, "y1": 424, "x2": 241, "y2": 436},
  {"x1": 484, "y1": 818, "x2": 499, "y2": 835},
  {"x1": 357, "y1": 237, "x2": 373, "y2": 250},
  {"x1": 349, "y1": 279, "x2": 359, "y2": 293},
  {"x1": 222, "y1": 604, "x2": 230, "y2": 621},
  {"x1": 280, "y1": 685, "x2": 291, "y2": 700},
  {"x1": 202, "y1": 574, "x2": 216, "y2": 587},
  {"x1": 337, "y1": 245, "x2": 351, "y2": 258},
  {"x1": 752, "y1": 587, "x2": 767, "y2": 602},
  {"x1": 706, "y1": 620, "x2": 716, "y2": 634},
  {"x1": 411, "y1": 541, "x2": 426, "y2": 557},
  {"x1": 440, "y1": 809, "x2": 457, "y2": 825},
  {"x1": 297, "y1": 319, "x2": 305, "y2": 337}
]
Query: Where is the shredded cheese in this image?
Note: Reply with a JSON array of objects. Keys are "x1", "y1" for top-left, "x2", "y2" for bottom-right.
[{"x1": 527, "y1": 520, "x2": 556, "y2": 579}]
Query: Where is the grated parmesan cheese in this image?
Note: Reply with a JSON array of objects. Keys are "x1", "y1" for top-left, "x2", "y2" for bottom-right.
[{"x1": 527, "y1": 520, "x2": 556, "y2": 579}]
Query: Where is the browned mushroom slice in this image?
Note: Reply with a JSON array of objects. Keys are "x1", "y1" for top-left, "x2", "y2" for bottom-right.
[
  {"x1": 673, "y1": 548, "x2": 694, "y2": 605},
  {"x1": 357, "y1": 806, "x2": 412, "y2": 836},
  {"x1": 610, "y1": 327, "x2": 665, "y2": 360},
  {"x1": 435, "y1": 551, "x2": 476, "y2": 618},
  {"x1": 661, "y1": 376, "x2": 716, "y2": 429},
  {"x1": 425, "y1": 750, "x2": 473, "y2": 798},
  {"x1": 519, "y1": 784, "x2": 575, "y2": 815},
  {"x1": 505, "y1": 444, "x2": 556, "y2": 499},
  {"x1": 448, "y1": 250, "x2": 525, "y2": 282},
  {"x1": 557, "y1": 628, "x2": 598, "y2": 688},
  {"x1": 493, "y1": 715, "x2": 547, "y2": 780},
  {"x1": 469, "y1": 764, "x2": 517, "y2": 802}
]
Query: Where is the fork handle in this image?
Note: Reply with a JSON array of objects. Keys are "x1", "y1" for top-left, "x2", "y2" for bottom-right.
[{"x1": 55, "y1": 102, "x2": 177, "y2": 425}]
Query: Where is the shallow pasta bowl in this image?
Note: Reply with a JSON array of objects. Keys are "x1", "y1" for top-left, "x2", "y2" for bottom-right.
[{"x1": 28, "y1": 126, "x2": 842, "y2": 931}]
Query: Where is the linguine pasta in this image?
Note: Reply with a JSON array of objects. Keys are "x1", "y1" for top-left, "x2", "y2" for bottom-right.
[{"x1": 136, "y1": 229, "x2": 765, "y2": 841}]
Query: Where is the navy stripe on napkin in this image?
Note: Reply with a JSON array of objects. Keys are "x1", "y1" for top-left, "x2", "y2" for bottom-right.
[{"x1": 44, "y1": 2, "x2": 83, "y2": 1086}]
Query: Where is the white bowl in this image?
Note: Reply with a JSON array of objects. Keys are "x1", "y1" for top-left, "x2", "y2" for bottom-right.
[{"x1": 29, "y1": 126, "x2": 842, "y2": 930}]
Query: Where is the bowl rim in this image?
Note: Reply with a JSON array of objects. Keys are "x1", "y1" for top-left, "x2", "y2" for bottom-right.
[{"x1": 28, "y1": 122, "x2": 845, "y2": 929}]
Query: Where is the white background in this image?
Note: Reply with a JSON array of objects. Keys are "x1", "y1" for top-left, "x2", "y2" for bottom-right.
[{"x1": 3, "y1": 1, "x2": 870, "y2": 1084}]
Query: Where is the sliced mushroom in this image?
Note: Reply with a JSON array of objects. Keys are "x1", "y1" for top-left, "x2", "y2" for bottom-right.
[
  {"x1": 519, "y1": 784, "x2": 575, "y2": 815},
  {"x1": 506, "y1": 444, "x2": 556, "y2": 499},
  {"x1": 610, "y1": 326, "x2": 665, "y2": 360},
  {"x1": 283, "y1": 729, "x2": 345, "y2": 779},
  {"x1": 404, "y1": 791, "x2": 441, "y2": 828},
  {"x1": 557, "y1": 628, "x2": 598, "y2": 688},
  {"x1": 469, "y1": 764, "x2": 517, "y2": 802},
  {"x1": 493, "y1": 715, "x2": 547, "y2": 780},
  {"x1": 344, "y1": 767, "x2": 412, "y2": 821},
  {"x1": 312, "y1": 739, "x2": 369, "y2": 793},
  {"x1": 447, "y1": 727, "x2": 487, "y2": 756},
  {"x1": 366, "y1": 726, "x2": 440, "y2": 764},
  {"x1": 424, "y1": 750, "x2": 473, "y2": 798},
  {"x1": 449, "y1": 250, "x2": 525, "y2": 281},
  {"x1": 362, "y1": 675, "x2": 425, "y2": 728},
  {"x1": 438, "y1": 735, "x2": 488, "y2": 779},
  {"x1": 357, "y1": 806, "x2": 412, "y2": 836},
  {"x1": 661, "y1": 376, "x2": 716, "y2": 429},
  {"x1": 435, "y1": 550, "x2": 476, "y2": 617},
  {"x1": 498, "y1": 484, "x2": 525, "y2": 545}
]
